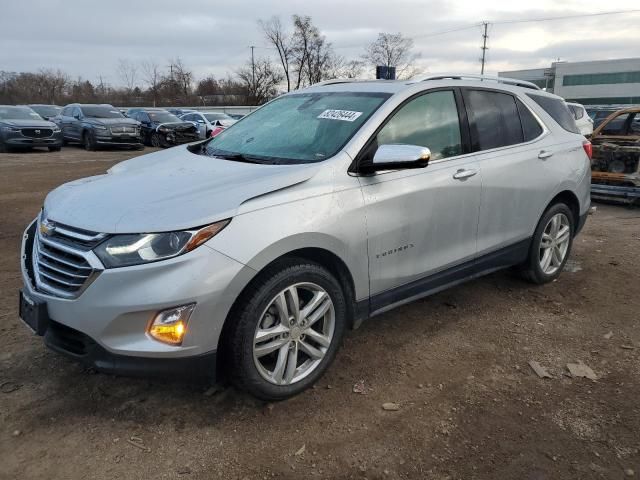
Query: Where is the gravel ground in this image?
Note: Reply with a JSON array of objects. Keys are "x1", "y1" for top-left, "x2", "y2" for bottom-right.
[{"x1": 1, "y1": 147, "x2": 639, "y2": 480}]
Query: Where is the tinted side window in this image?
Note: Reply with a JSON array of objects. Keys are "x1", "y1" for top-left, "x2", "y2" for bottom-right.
[
  {"x1": 376, "y1": 90, "x2": 462, "y2": 160},
  {"x1": 464, "y1": 90, "x2": 523, "y2": 151},
  {"x1": 526, "y1": 94, "x2": 580, "y2": 134},
  {"x1": 516, "y1": 99, "x2": 544, "y2": 141}
]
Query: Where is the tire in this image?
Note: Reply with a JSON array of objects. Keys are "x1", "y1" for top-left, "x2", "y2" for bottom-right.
[
  {"x1": 519, "y1": 202, "x2": 575, "y2": 284},
  {"x1": 48, "y1": 146, "x2": 61, "y2": 152},
  {"x1": 83, "y1": 131, "x2": 96, "y2": 151},
  {"x1": 150, "y1": 132, "x2": 163, "y2": 148},
  {"x1": 0, "y1": 142, "x2": 7, "y2": 153},
  {"x1": 224, "y1": 259, "x2": 347, "y2": 400}
]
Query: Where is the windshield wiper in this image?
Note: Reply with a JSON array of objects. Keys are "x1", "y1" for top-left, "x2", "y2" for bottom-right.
[{"x1": 206, "y1": 149, "x2": 265, "y2": 164}]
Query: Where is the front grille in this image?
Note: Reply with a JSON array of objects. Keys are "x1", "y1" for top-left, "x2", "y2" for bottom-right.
[
  {"x1": 46, "y1": 320, "x2": 94, "y2": 356},
  {"x1": 32, "y1": 219, "x2": 106, "y2": 299},
  {"x1": 110, "y1": 125, "x2": 137, "y2": 134},
  {"x1": 22, "y1": 128, "x2": 53, "y2": 138}
]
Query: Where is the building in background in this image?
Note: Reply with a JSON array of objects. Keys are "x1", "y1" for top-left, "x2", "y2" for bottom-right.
[{"x1": 500, "y1": 58, "x2": 640, "y2": 105}]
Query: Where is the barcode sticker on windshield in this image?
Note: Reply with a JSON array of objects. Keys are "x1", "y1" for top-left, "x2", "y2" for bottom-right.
[{"x1": 317, "y1": 109, "x2": 363, "y2": 122}]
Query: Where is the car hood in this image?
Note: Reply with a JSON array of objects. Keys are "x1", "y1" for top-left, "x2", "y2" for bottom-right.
[
  {"x1": 44, "y1": 146, "x2": 320, "y2": 234},
  {"x1": 155, "y1": 122, "x2": 198, "y2": 131},
  {"x1": 87, "y1": 117, "x2": 139, "y2": 126},
  {"x1": 1, "y1": 119, "x2": 56, "y2": 128}
]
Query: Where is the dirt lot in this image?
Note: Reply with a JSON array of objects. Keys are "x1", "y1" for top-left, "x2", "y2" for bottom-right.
[{"x1": 1, "y1": 147, "x2": 639, "y2": 480}]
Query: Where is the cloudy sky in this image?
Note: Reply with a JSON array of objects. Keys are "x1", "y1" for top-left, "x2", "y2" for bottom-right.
[{"x1": 1, "y1": 0, "x2": 639, "y2": 86}]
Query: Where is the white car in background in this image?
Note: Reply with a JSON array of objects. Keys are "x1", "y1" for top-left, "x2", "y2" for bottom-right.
[
  {"x1": 180, "y1": 111, "x2": 237, "y2": 139},
  {"x1": 567, "y1": 102, "x2": 593, "y2": 136}
]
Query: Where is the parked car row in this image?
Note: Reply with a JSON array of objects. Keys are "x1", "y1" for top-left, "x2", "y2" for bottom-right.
[{"x1": 1, "y1": 103, "x2": 242, "y2": 153}]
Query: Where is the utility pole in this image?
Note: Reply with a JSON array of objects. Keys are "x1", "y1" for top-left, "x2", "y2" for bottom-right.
[
  {"x1": 250, "y1": 46, "x2": 256, "y2": 88},
  {"x1": 480, "y1": 21, "x2": 489, "y2": 75}
]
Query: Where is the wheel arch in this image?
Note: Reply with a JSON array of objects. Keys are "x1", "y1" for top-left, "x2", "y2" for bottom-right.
[
  {"x1": 216, "y1": 245, "x2": 364, "y2": 376},
  {"x1": 545, "y1": 190, "x2": 580, "y2": 229}
]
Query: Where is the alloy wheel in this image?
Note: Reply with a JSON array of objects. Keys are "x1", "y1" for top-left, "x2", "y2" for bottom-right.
[
  {"x1": 538, "y1": 213, "x2": 571, "y2": 275},
  {"x1": 252, "y1": 282, "x2": 335, "y2": 386}
]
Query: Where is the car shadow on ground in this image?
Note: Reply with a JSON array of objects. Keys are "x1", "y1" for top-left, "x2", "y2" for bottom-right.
[{"x1": 6, "y1": 268, "x2": 529, "y2": 432}]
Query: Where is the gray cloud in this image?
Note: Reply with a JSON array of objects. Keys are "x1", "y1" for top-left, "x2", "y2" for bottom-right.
[{"x1": 1, "y1": 0, "x2": 638, "y2": 85}]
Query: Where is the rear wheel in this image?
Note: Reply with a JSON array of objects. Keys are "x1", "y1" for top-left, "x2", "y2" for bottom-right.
[
  {"x1": 519, "y1": 203, "x2": 574, "y2": 284},
  {"x1": 225, "y1": 260, "x2": 346, "y2": 400}
]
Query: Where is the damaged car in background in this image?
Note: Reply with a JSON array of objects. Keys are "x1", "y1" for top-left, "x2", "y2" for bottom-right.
[
  {"x1": 128, "y1": 108, "x2": 200, "y2": 148},
  {"x1": 590, "y1": 107, "x2": 640, "y2": 204}
]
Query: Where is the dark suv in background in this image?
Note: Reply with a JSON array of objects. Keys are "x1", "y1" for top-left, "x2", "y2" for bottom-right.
[
  {"x1": 128, "y1": 108, "x2": 199, "y2": 147},
  {"x1": 28, "y1": 104, "x2": 62, "y2": 121},
  {"x1": 53, "y1": 104, "x2": 142, "y2": 150},
  {"x1": 0, "y1": 105, "x2": 63, "y2": 152}
]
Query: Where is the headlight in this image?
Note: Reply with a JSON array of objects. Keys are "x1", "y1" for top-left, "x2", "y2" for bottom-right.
[
  {"x1": 1, "y1": 126, "x2": 21, "y2": 132},
  {"x1": 52, "y1": 126, "x2": 61, "y2": 132},
  {"x1": 93, "y1": 124, "x2": 108, "y2": 130},
  {"x1": 94, "y1": 220, "x2": 230, "y2": 268}
]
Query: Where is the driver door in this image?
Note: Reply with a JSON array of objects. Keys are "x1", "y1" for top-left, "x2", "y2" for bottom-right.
[{"x1": 358, "y1": 89, "x2": 482, "y2": 308}]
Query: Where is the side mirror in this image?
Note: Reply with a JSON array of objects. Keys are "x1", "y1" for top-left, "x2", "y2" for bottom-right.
[
  {"x1": 73, "y1": 113, "x2": 82, "y2": 120},
  {"x1": 370, "y1": 144, "x2": 431, "y2": 171}
]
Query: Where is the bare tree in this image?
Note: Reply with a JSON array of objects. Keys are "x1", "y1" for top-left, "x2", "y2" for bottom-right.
[
  {"x1": 291, "y1": 15, "x2": 315, "y2": 90},
  {"x1": 116, "y1": 59, "x2": 138, "y2": 92},
  {"x1": 260, "y1": 17, "x2": 293, "y2": 92},
  {"x1": 364, "y1": 32, "x2": 420, "y2": 79},
  {"x1": 340, "y1": 59, "x2": 365, "y2": 79},
  {"x1": 141, "y1": 60, "x2": 162, "y2": 106},
  {"x1": 169, "y1": 58, "x2": 193, "y2": 99},
  {"x1": 237, "y1": 57, "x2": 283, "y2": 105}
]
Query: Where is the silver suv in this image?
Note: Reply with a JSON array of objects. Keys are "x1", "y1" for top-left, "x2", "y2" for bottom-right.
[{"x1": 19, "y1": 75, "x2": 591, "y2": 400}]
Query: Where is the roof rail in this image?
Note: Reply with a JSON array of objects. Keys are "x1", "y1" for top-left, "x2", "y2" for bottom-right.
[
  {"x1": 311, "y1": 79, "x2": 357, "y2": 87},
  {"x1": 411, "y1": 74, "x2": 540, "y2": 90}
]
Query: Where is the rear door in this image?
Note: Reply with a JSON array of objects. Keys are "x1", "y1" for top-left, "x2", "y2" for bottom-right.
[
  {"x1": 60, "y1": 106, "x2": 75, "y2": 140},
  {"x1": 462, "y1": 88, "x2": 559, "y2": 257},
  {"x1": 359, "y1": 89, "x2": 482, "y2": 304}
]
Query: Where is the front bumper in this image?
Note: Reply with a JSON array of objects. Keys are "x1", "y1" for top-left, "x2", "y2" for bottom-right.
[
  {"x1": 44, "y1": 319, "x2": 217, "y2": 380},
  {"x1": 94, "y1": 133, "x2": 142, "y2": 147},
  {"x1": 20, "y1": 219, "x2": 256, "y2": 379},
  {"x1": 5, "y1": 131, "x2": 63, "y2": 147}
]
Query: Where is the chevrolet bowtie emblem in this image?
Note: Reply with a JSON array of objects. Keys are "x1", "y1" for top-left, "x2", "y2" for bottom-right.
[{"x1": 39, "y1": 219, "x2": 55, "y2": 236}]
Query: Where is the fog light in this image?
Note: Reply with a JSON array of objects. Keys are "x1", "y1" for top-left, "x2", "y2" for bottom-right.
[{"x1": 148, "y1": 304, "x2": 195, "y2": 345}]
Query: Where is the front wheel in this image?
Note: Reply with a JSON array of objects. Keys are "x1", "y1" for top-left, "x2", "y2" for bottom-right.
[
  {"x1": 519, "y1": 203, "x2": 574, "y2": 284},
  {"x1": 83, "y1": 131, "x2": 96, "y2": 151},
  {"x1": 225, "y1": 260, "x2": 346, "y2": 400},
  {"x1": 150, "y1": 132, "x2": 163, "y2": 148}
]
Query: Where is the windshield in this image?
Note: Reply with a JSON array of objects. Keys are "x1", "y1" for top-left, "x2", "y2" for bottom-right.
[
  {"x1": 30, "y1": 105, "x2": 61, "y2": 117},
  {"x1": 148, "y1": 111, "x2": 181, "y2": 123},
  {"x1": 0, "y1": 106, "x2": 43, "y2": 121},
  {"x1": 204, "y1": 92, "x2": 391, "y2": 163},
  {"x1": 81, "y1": 106, "x2": 124, "y2": 118},
  {"x1": 204, "y1": 113, "x2": 232, "y2": 122}
]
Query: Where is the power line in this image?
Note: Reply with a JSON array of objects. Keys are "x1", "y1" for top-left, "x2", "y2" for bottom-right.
[{"x1": 492, "y1": 8, "x2": 640, "y2": 25}]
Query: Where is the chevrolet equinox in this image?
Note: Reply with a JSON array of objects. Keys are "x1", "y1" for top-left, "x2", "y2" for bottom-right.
[{"x1": 19, "y1": 75, "x2": 591, "y2": 400}]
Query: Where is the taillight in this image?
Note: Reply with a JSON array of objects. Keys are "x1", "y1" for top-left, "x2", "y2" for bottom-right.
[
  {"x1": 582, "y1": 141, "x2": 592, "y2": 160},
  {"x1": 210, "y1": 127, "x2": 224, "y2": 138}
]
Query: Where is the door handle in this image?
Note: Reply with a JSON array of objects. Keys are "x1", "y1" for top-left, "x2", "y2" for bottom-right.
[
  {"x1": 453, "y1": 168, "x2": 478, "y2": 180},
  {"x1": 538, "y1": 150, "x2": 554, "y2": 160}
]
